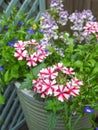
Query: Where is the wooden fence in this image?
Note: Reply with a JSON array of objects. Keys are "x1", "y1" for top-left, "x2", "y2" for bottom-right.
[
  {"x1": 0, "y1": 0, "x2": 46, "y2": 21},
  {"x1": 46, "y1": 0, "x2": 98, "y2": 20}
]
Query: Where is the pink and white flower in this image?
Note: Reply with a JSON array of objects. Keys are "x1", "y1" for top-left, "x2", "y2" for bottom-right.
[
  {"x1": 33, "y1": 52, "x2": 46, "y2": 62},
  {"x1": 14, "y1": 49, "x2": 27, "y2": 60},
  {"x1": 14, "y1": 39, "x2": 50, "y2": 67},
  {"x1": 14, "y1": 40, "x2": 25, "y2": 50},
  {"x1": 66, "y1": 82, "x2": 80, "y2": 96},
  {"x1": 54, "y1": 62, "x2": 64, "y2": 70},
  {"x1": 72, "y1": 77, "x2": 83, "y2": 86},
  {"x1": 26, "y1": 54, "x2": 37, "y2": 66},
  {"x1": 64, "y1": 67, "x2": 75, "y2": 75},
  {"x1": 84, "y1": 21, "x2": 98, "y2": 35},
  {"x1": 54, "y1": 85, "x2": 70, "y2": 102},
  {"x1": 38, "y1": 67, "x2": 58, "y2": 79},
  {"x1": 41, "y1": 79, "x2": 58, "y2": 95},
  {"x1": 28, "y1": 39, "x2": 39, "y2": 45},
  {"x1": 32, "y1": 63, "x2": 83, "y2": 102}
]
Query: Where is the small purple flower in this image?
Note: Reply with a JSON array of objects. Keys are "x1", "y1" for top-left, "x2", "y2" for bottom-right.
[
  {"x1": 0, "y1": 66, "x2": 4, "y2": 71},
  {"x1": 8, "y1": 38, "x2": 17, "y2": 47},
  {"x1": 18, "y1": 21, "x2": 24, "y2": 26},
  {"x1": 43, "y1": 50, "x2": 49, "y2": 53},
  {"x1": 4, "y1": 25, "x2": 9, "y2": 30},
  {"x1": 84, "y1": 106, "x2": 94, "y2": 114},
  {"x1": 95, "y1": 127, "x2": 98, "y2": 130},
  {"x1": 28, "y1": 29, "x2": 34, "y2": 34}
]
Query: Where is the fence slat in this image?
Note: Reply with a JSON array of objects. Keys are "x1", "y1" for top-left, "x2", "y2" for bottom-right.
[
  {"x1": 1, "y1": 89, "x2": 16, "y2": 120},
  {"x1": 0, "y1": 85, "x2": 13, "y2": 110},
  {"x1": 39, "y1": 0, "x2": 46, "y2": 12},
  {"x1": 11, "y1": 119, "x2": 25, "y2": 130},
  {"x1": 0, "y1": 0, "x2": 4, "y2": 5},
  {"x1": 9, "y1": 106, "x2": 22, "y2": 129},
  {"x1": 5, "y1": 0, "x2": 19, "y2": 16},
  {"x1": 25, "y1": 0, "x2": 39, "y2": 21},
  {"x1": 1, "y1": 98, "x2": 19, "y2": 130},
  {"x1": 15, "y1": 0, "x2": 31, "y2": 17}
]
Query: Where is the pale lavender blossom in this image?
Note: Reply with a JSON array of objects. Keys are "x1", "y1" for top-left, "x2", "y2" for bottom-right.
[
  {"x1": 50, "y1": 0, "x2": 64, "y2": 10},
  {"x1": 69, "y1": 11, "x2": 84, "y2": 31},
  {"x1": 40, "y1": 12, "x2": 58, "y2": 40},
  {"x1": 40, "y1": 39, "x2": 49, "y2": 47},
  {"x1": 53, "y1": 45, "x2": 64, "y2": 57},
  {"x1": 69, "y1": 10, "x2": 94, "y2": 31},
  {"x1": 69, "y1": 10, "x2": 95, "y2": 43},
  {"x1": 82, "y1": 10, "x2": 94, "y2": 21},
  {"x1": 59, "y1": 10, "x2": 69, "y2": 25},
  {"x1": 41, "y1": 12, "x2": 50, "y2": 20}
]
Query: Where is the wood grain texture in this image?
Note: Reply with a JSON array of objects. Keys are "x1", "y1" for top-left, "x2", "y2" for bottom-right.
[{"x1": 46, "y1": 0, "x2": 98, "y2": 20}]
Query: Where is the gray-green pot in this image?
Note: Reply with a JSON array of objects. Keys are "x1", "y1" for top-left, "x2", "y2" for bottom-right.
[{"x1": 16, "y1": 83, "x2": 92, "y2": 130}]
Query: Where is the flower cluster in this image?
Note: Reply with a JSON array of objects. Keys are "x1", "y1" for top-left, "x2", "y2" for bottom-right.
[
  {"x1": 40, "y1": 12, "x2": 58, "y2": 40},
  {"x1": 14, "y1": 39, "x2": 50, "y2": 67},
  {"x1": 84, "y1": 21, "x2": 98, "y2": 39},
  {"x1": 69, "y1": 10, "x2": 94, "y2": 31},
  {"x1": 50, "y1": 0, "x2": 64, "y2": 10},
  {"x1": 33, "y1": 63, "x2": 83, "y2": 102},
  {"x1": 40, "y1": 2, "x2": 96, "y2": 57}
]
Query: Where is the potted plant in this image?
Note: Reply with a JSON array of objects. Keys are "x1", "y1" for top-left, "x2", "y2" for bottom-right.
[{"x1": 2, "y1": 0, "x2": 98, "y2": 129}]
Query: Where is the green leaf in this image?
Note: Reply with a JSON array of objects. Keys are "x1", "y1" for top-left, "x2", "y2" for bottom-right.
[
  {"x1": 74, "y1": 60, "x2": 83, "y2": 71},
  {"x1": 0, "y1": 94, "x2": 5, "y2": 104},
  {"x1": 88, "y1": 59, "x2": 96, "y2": 67},
  {"x1": 45, "y1": 100, "x2": 63, "y2": 113},
  {"x1": 92, "y1": 66, "x2": 98, "y2": 75},
  {"x1": 32, "y1": 62, "x2": 46, "y2": 77},
  {"x1": 46, "y1": 46, "x2": 56, "y2": 53},
  {"x1": 4, "y1": 70, "x2": 10, "y2": 83},
  {"x1": 47, "y1": 112, "x2": 57, "y2": 130}
]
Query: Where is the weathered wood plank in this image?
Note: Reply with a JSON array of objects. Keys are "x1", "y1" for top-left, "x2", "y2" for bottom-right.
[{"x1": 5, "y1": 0, "x2": 19, "y2": 16}]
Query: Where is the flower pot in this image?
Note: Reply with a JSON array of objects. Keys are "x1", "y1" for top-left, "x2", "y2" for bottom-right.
[{"x1": 16, "y1": 83, "x2": 92, "y2": 130}]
